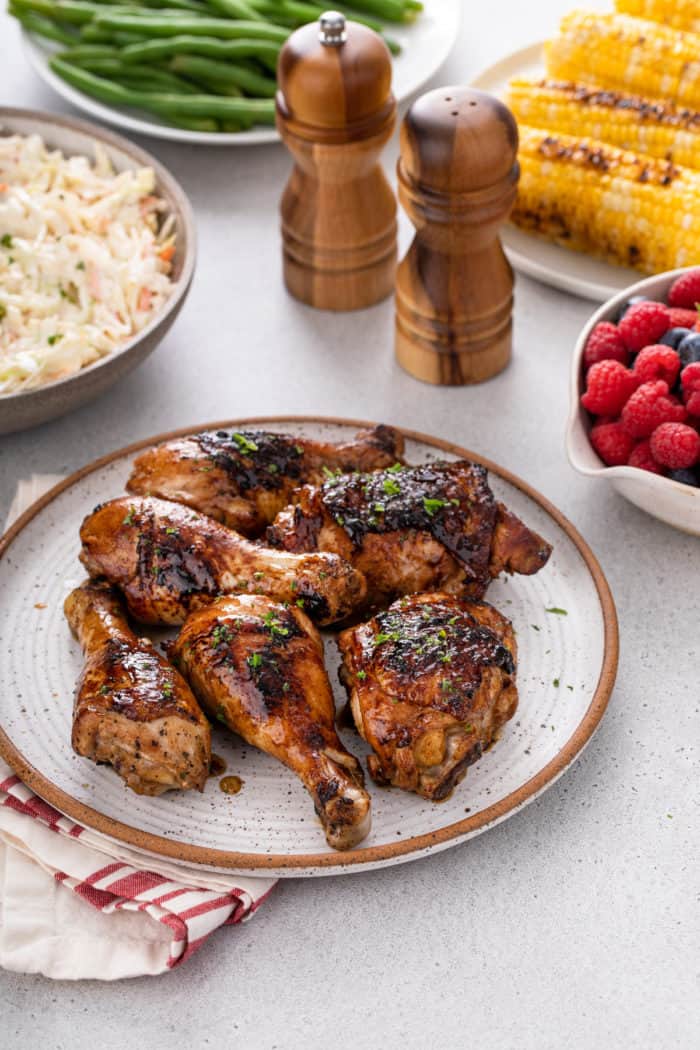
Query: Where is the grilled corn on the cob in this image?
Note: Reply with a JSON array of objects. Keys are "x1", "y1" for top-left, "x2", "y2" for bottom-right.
[
  {"x1": 615, "y1": 0, "x2": 700, "y2": 36},
  {"x1": 507, "y1": 78, "x2": 700, "y2": 171},
  {"x1": 545, "y1": 11, "x2": 700, "y2": 111},
  {"x1": 512, "y1": 125, "x2": 700, "y2": 273}
]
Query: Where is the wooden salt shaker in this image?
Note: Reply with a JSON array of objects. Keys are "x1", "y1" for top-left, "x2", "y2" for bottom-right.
[
  {"x1": 395, "y1": 87, "x2": 520, "y2": 384},
  {"x1": 276, "y1": 11, "x2": 397, "y2": 311}
]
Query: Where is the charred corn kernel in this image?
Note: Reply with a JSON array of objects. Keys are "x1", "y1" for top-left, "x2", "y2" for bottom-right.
[
  {"x1": 512, "y1": 125, "x2": 700, "y2": 274},
  {"x1": 545, "y1": 11, "x2": 700, "y2": 111},
  {"x1": 615, "y1": 0, "x2": 700, "y2": 35},
  {"x1": 506, "y1": 78, "x2": 700, "y2": 171}
]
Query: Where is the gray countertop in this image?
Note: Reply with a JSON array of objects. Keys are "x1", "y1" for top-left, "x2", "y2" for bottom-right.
[{"x1": 1, "y1": 2, "x2": 697, "y2": 1047}]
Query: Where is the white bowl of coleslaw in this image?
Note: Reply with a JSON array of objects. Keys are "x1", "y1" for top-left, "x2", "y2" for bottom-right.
[{"x1": 0, "y1": 108, "x2": 195, "y2": 434}]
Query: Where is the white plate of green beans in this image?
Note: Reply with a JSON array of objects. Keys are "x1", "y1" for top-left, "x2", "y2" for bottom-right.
[{"x1": 14, "y1": 0, "x2": 461, "y2": 145}]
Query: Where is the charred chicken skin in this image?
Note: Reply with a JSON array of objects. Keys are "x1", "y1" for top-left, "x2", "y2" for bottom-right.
[
  {"x1": 338, "y1": 593, "x2": 518, "y2": 801},
  {"x1": 173, "y1": 595, "x2": 371, "y2": 851},
  {"x1": 65, "y1": 579, "x2": 211, "y2": 795},
  {"x1": 79, "y1": 496, "x2": 366, "y2": 627},
  {"x1": 127, "y1": 425, "x2": 404, "y2": 536},
  {"x1": 267, "y1": 460, "x2": 552, "y2": 606}
]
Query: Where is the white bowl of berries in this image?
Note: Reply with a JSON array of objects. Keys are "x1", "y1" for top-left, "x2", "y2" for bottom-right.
[{"x1": 567, "y1": 267, "x2": 700, "y2": 535}]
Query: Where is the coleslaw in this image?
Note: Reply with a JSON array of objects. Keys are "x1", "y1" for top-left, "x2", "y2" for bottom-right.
[{"x1": 0, "y1": 132, "x2": 176, "y2": 396}]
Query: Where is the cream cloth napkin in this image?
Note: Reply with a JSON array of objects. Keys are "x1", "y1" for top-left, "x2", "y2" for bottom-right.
[{"x1": 0, "y1": 476, "x2": 276, "y2": 980}]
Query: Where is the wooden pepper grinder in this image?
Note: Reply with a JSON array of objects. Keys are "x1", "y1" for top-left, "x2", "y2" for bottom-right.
[
  {"x1": 395, "y1": 87, "x2": 520, "y2": 384},
  {"x1": 276, "y1": 11, "x2": 397, "y2": 311}
]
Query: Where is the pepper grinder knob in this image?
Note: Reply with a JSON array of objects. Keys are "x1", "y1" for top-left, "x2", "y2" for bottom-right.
[
  {"x1": 394, "y1": 87, "x2": 520, "y2": 384},
  {"x1": 276, "y1": 14, "x2": 397, "y2": 311}
]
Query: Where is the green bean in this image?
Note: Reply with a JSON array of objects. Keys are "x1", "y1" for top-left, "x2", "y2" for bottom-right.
[
  {"x1": 170, "y1": 54, "x2": 276, "y2": 97},
  {"x1": 79, "y1": 24, "x2": 147, "y2": 43},
  {"x1": 342, "y1": 0, "x2": 416, "y2": 19},
  {"x1": 246, "y1": 1, "x2": 401, "y2": 52},
  {"x1": 56, "y1": 53, "x2": 202, "y2": 92},
  {"x1": 8, "y1": 6, "x2": 80, "y2": 45},
  {"x1": 53, "y1": 43, "x2": 120, "y2": 59},
  {"x1": 161, "y1": 114, "x2": 221, "y2": 132},
  {"x1": 91, "y1": 13, "x2": 289, "y2": 42},
  {"x1": 49, "y1": 57, "x2": 276, "y2": 122},
  {"x1": 121, "y1": 34, "x2": 281, "y2": 69},
  {"x1": 220, "y1": 120, "x2": 243, "y2": 132},
  {"x1": 10, "y1": 0, "x2": 104, "y2": 25},
  {"x1": 206, "y1": 0, "x2": 261, "y2": 19},
  {"x1": 186, "y1": 76, "x2": 244, "y2": 96}
]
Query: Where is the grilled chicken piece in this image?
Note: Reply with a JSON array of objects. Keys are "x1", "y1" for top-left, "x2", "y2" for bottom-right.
[
  {"x1": 79, "y1": 496, "x2": 366, "y2": 627},
  {"x1": 127, "y1": 425, "x2": 404, "y2": 536},
  {"x1": 338, "y1": 593, "x2": 518, "y2": 800},
  {"x1": 173, "y1": 595, "x2": 371, "y2": 851},
  {"x1": 65, "y1": 580, "x2": 211, "y2": 796},
  {"x1": 267, "y1": 460, "x2": 551, "y2": 606}
]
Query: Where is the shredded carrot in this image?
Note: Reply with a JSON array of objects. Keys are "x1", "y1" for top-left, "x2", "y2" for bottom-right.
[
  {"x1": 158, "y1": 244, "x2": 175, "y2": 263},
  {"x1": 137, "y1": 287, "x2": 153, "y2": 311},
  {"x1": 0, "y1": 183, "x2": 8, "y2": 192}
]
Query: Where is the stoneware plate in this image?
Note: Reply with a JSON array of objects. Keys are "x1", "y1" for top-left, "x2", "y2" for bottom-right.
[
  {"x1": 470, "y1": 42, "x2": 641, "y2": 303},
  {"x1": 21, "y1": 0, "x2": 461, "y2": 147},
  {"x1": 0, "y1": 108, "x2": 196, "y2": 436},
  {"x1": 567, "y1": 268, "x2": 700, "y2": 534},
  {"x1": 0, "y1": 418, "x2": 618, "y2": 877}
]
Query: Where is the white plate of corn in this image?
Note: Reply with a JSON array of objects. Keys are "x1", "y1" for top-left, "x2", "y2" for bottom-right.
[{"x1": 472, "y1": 4, "x2": 700, "y2": 303}]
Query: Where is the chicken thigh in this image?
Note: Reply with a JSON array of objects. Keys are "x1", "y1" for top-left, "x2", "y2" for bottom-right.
[
  {"x1": 79, "y1": 496, "x2": 366, "y2": 627},
  {"x1": 65, "y1": 579, "x2": 211, "y2": 795},
  {"x1": 268, "y1": 460, "x2": 551, "y2": 606},
  {"x1": 338, "y1": 593, "x2": 518, "y2": 800},
  {"x1": 173, "y1": 595, "x2": 371, "y2": 851},
  {"x1": 127, "y1": 425, "x2": 404, "y2": 535}
]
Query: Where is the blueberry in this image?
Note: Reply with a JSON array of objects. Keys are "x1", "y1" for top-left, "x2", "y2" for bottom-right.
[
  {"x1": 677, "y1": 332, "x2": 700, "y2": 368},
  {"x1": 660, "y1": 326, "x2": 691, "y2": 349},
  {"x1": 668, "y1": 468, "x2": 700, "y2": 488},
  {"x1": 614, "y1": 295, "x2": 648, "y2": 323}
]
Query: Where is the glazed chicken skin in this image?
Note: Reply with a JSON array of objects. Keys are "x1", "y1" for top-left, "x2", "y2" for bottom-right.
[
  {"x1": 173, "y1": 595, "x2": 371, "y2": 851},
  {"x1": 338, "y1": 593, "x2": 518, "y2": 801},
  {"x1": 79, "y1": 496, "x2": 366, "y2": 627},
  {"x1": 127, "y1": 425, "x2": 404, "y2": 536},
  {"x1": 267, "y1": 460, "x2": 552, "y2": 607},
  {"x1": 65, "y1": 580, "x2": 211, "y2": 796}
]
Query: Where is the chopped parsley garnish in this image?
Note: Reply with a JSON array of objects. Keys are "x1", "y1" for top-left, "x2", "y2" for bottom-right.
[
  {"x1": 122, "y1": 506, "x2": 136, "y2": 526},
  {"x1": 386, "y1": 463, "x2": 403, "y2": 473},
  {"x1": 374, "y1": 630, "x2": 400, "y2": 646},
  {"x1": 247, "y1": 652, "x2": 263, "y2": 670},
  {"x1": 440, "y1": 678, "x2": 452, "y2": 691},
  {"x1": 356, "y1": 670, "x2": 367, "y2": 680},
  {"x1": 382, "y1": 477, "x2": 401, "y2": 498},
  {"x1": 263, "y1": 610, "x2": 289, "y2": 637},
  {"x1": 531, "y1": 624, "x2": 541, "y2": 632},
  {"x1": 267, "y1": 463, "x2": 279, "y2": 473},
  {"x1": 295, "y1": 445, "x2": 304, "y2": 455},
  {"x1": 1, "y1": 234, "x2": 12, "y2": 249},
  {"x1": 423, "y1": 497, "x2": 447, "y2": 517},
  {"x1": 215, "y1": 704, "x2": 227, "y2": 724},
  {"x1": 295, "y1": 598, "x2": 305, "y2": 608},
  {"x1": 545, "y1": 607, "x2": 568, "y2": 616},
  {"x1": 0, "y1": 303, "x2": 5, "y2": 321},
  {"x1": 211, "y1": 624, "x2": 232, "y2": 647},
  {"x1": 282, "y1": 681, "x2": 290, "y2": 693},
  {"x1": 76, "y1": 260, "x2": 85, "y2": 270},
  {"x1": 253, "y1": 571, "x2": 264, "y2": 580},
  {"x1": 232, "y1": 432, "x2": 258, "y2": 454},
  {"x1": 99, "y1": 684, "x2": 110, "y2": 695},
  {"x1": 165, "y1": 527, "x2": 179, "y2": 536},
  {"x1": 553, "y1": 678, "x2": 560, "y2": 688},
  {"x1": 47, "y1": 333, "x2": 63, "y2": 346},
  {"x1": 162, "y1": 682, "x2": 173, "y2": 698}
]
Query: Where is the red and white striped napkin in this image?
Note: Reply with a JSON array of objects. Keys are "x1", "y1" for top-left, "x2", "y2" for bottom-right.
[{"x1": 0, "y1": 477, "x2": 276, "y2": 980}]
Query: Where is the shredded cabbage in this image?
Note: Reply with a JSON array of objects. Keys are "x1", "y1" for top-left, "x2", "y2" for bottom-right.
[{"x1": 0, "y1": 132, "x2": 176, "y2": 396}]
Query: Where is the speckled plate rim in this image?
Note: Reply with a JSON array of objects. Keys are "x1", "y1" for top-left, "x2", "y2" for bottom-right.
[
  {"x1": 0, "y1": 416, "x2": 619, "y2": 872},
  {"x1": 0, "y1": 106, "x2": 197, "y2": 405}
]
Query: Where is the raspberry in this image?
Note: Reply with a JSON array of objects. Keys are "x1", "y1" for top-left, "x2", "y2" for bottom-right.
[
  {"x1": 590, "y1": 422, "x2": 635, "y2": 466},
  {"x1": 650, "y1": 422, "x2": 700, "y2": 469},
  {"x1": 582, "y1": 322, "x2": 628, "y2": 370},
  {"x1": 627, "y1": 439, "x2": 664, "y2": 474},
  {"x1": 667, "y1": 269, "x2": 700, "y2": 310},
  {"x1": 667, "y1": 307, "x2": 699, "y2": 329},
  {"x1": 681, "y1": 362, "x2": 700, "y2": 416},
  {"x1": 620, "y1": 380, "x2": 687, "y2": 438},
  {"x1": 618, "y1": 301, "x2": 670, "y2": 351},
  {"x1": 633, "y1": 344, "x2": 681, "y2": 386},
  {"x1": 581, "y1": 360, "x2": 639, "y2": 415}
]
